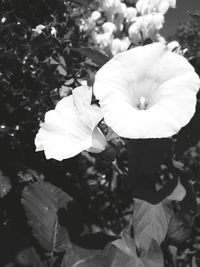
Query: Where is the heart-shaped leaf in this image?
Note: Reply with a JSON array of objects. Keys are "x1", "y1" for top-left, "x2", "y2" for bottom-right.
[
  {"x1": 112, "y1": 233, "x2": 163, "y2": 267},
  {"x1": 61, "y1": 244, "x2": 116, "y2": 267},
  {"x1": 133, "y1": 199, "x2": 170, "y2": 253},
  {"x1": 21, "y1": 181, "x2": 72, "y2": 253}
]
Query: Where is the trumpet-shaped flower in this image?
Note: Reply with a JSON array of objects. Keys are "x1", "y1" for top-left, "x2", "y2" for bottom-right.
[
  {"x1": 93, "y1": 43, "x2": 200, "y2": 139},
  {"x1": 35, "y1": 86, "x2": 107, "y2": 160}
]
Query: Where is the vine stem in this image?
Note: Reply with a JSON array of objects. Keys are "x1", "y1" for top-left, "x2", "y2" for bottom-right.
[
  {"x1": 50, "y1": 220, "x2": 58, "y2": 267},
  {"x1": 50, "y1": 251, "x2": 54, "y2": 267}
]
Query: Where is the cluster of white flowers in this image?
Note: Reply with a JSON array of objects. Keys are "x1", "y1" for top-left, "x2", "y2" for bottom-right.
[{"x1": 81, "y1": 0, "x2": 176, "y2": 55}]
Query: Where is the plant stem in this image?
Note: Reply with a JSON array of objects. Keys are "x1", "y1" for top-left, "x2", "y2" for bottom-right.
[{"x1": 50, "y1": 251, "x2": 54, "y2": 267}]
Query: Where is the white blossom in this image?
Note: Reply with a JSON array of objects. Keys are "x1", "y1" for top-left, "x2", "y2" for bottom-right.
[
  {"x1": 136, "y1": 0, "x2": 176, "y2": 15},
  {"x1": 32, "y1": 24, "x2": 45, "y2": 35},
  {"x1": 35, "y1": 86, "x2": 107, "y2": 160},
  {"x1": 91, "y1": 10, "x2": 101, "y2": 22},
  {"x1": 110, "y1": 37, "x2": 130, "y2": 55},
  {"x1": 102, "y1": 22, "x2": 117, "y2": 34},
  {"x1": 51, "y1": 27, "x2": 57, "y2": 36},
  {"x1": 128, "y1": 22, "x2": 142, "y2": 44},
  {"x1": 94, "y1": 43, "x2": 200, "y2": 139},
  {"x1": 126, "y1": 7, "x2": 137, "y2": 23},
  {"x1": 94, "y1": 32, "x2": 113, "y2": 49}
]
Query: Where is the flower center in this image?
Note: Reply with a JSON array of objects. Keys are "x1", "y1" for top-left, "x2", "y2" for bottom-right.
[{"x1": 138, "y1": 96, "x2": 147, "y2": 110}]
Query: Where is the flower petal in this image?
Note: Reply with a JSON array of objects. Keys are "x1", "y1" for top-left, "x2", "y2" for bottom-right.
[
  {"x1": 94, "y1": 43, "x2": 200, "y2": 138},
  {"x1": 72, "y1": 85, "x2": 103, "y2": 129},
  {"x1": 167, "y1": 179, "x2": 186, "y2": 201},
  {"x1": 87, "y1": 127, "x2": 107, "y2": 153},
  {"x1": 35, "y1": 86, "x2": 103, "y2": 160}
]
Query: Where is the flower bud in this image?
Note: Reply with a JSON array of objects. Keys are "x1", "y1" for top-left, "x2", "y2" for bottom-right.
[
  {"x1": 91, "y1": 10, "x2": 102, "y2": 22},
  {"x1": 128, "y1": 22, "x2": 142, "y2": 44},
  {"x1": 126, "y1": 7, "x2": 137, "y2": 23},
  {"x1": 102, "y1": 22, "x2": 116, "y2": 34},
  {"x1": 32, "y1": 24, "x2": 45, "y2": 35}
]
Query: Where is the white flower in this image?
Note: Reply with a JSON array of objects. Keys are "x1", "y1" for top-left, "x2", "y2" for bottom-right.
[
  {"x1": 110, "y1": 38, "x2": 124, "y2": 55},
  {"x1": 51, "y1": 27, "x2": 57, "y2": 36},
  {"x1": 158, "y1": 1, "x2": 170, "y2": 14},
  {"x1": 167, "y1": 41, "x2": 180, "y2": 52},
  {"x1": 101, "y1": 0, "x2": 122, "y2": 14},
  {"x1": 110, "y1": 37, "x2": 130, "y2": 55},
  {"x1": 155, "y1": 33, "x2": 166, "y2": 44},
  {"x1": 128, "y1": 13, "x2": 164, "y2": 43},
  {"x1": 139, "y1": 13, "x2": 165, "y2": 40},
  {"x1": 81, "y1": 18, "x2": 95, "y2": 32},
  {"x1": 102, "y1": 22, "x2": 117, "y2": 34},
  {"x1": 35, "y1": 86, "x2": 107, "y2": 160},
  {"x1": 94, "y1": 32, "x2": 113, "y2": 49},
  {"x1": 32, "y1": 24, "x2": 45, "y2": 35},
  {"x1": 91, "y1": 10, "x2": 102, "y2": 22},
  {"x1": 136, "y1": 0, "x2": 176, "y2": 15},
  {"x1": 1, "y1": 17, "x2": 6, "y2": 23},
  {"x1": 93, "y1": 43, "x2": 200, "y2": 139},
  {"x1": 128, "y1": 22, "x2": 142, "y2": 44},
  {"x1": 126, "y1": 7, "x2": 137, "y2": 23},
  {"x1": 120, "y1": 37, "x2": 131, "y2": 51}
]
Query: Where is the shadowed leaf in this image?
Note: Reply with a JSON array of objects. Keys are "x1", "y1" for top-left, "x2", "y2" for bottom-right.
[
  {"x1": 112, "y1": 233, "x2": 163, "y2": 267},
  {"x1": 133, "y1": 199, "x2": 170, "y2": 252},
  {"x1": 21, "y1": 181, "x2": 72, "y2": 252},
  {"x1": 61, "y1": 244, "x2": 116, "y2": 267},
  {"x1": 16, "y1": 247, "x2": 43, "y2": 267},
  {"x1": 72, "y1": 48, "x2": 109, "y2": 67},
  {"x1": 72, "y1": 0, "x2": 96, "y2": 7},
  {"x1": 175, "y1": 102, "x2": 200, "y2": 155}
]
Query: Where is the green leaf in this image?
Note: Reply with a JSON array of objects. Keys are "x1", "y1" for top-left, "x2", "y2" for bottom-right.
[
  {"x1": 112, "y1": 234, "x2": 164, "y2": 267},
  {"x1": 72, "y1": 0, "x2": 96, "y2": 7},
  {"x1": 15, "y1": 247, "x2": 43, "y2": 267},
  {"x1": 21, "y1": 181, "x2": 72, "y2": 252},
  {"x1": 61, "y1": 244, "x2": 116, "y2": 267},
  {"x1": 112, "y1": 232, "x2": 137, "y2": 258},
  {"x1": 167, "y1": 212, "x2": 194, "y2": 244},
  {"x1": 72, "y1": 48, "x2": 109, "y2": 67},
  {"x1": 0, "y1": 170, "x2": 11, "y2": 198},
  {"x1": 141, "y1": 241, "x2": 164, "y2": 267},
  {"x1": 133, "y1": 199, "x2": 170, "y2": 253}
]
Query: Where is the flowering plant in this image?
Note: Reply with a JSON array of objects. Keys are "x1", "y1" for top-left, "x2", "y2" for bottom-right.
[
  {"x1": 35, "y1": 41, "x2": 200, "y2": 266},
  {"x1": 1, "y1": 1, "x2": 200, "y2": 267}
]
